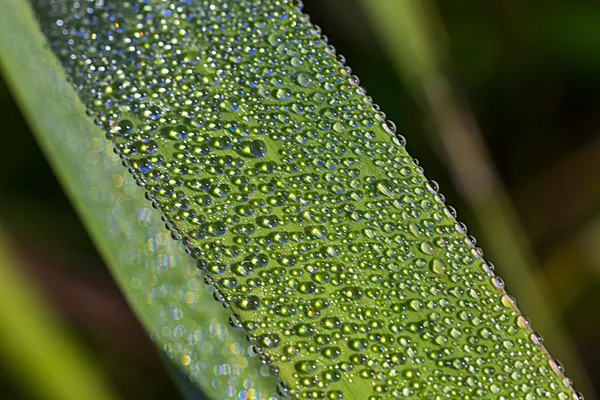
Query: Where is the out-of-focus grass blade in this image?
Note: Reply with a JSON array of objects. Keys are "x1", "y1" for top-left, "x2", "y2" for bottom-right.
[
  {"x1": 0, "y1": 1, "x2": 277, "y2": 399},
  {"x1": 0, "y1": 227, "x2": 119, "y2": 400}
]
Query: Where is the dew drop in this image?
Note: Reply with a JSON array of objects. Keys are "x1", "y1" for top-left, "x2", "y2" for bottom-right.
[
  {"x1": 268, "y1": 32, "x2": 285, "y2": 46},
  {"x1": 243, "y1": 139, "x2": 267, "y2": 158},
  {"x1": 376, "y1": 179, "x2": 394, "y2": 197},
  {"x1": 297, "y1": 71, "x2": 315, "y2": 88},
  {"x1": 236, "y1": 295, "x2": 261, "y2": 311},
  {"x1": 382, "y1": 120, "x2": 396, "y2": 135},
  {"x1": 431, "y1": 259, "x2": 445, "y2": 274}
]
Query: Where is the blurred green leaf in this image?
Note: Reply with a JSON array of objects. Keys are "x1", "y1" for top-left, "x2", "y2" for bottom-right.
[{"x1": 0, "y1": 227, "x2": 119, "y2": 400}]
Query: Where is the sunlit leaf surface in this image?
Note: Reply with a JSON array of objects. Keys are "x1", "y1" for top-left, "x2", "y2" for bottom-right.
[{"x1": 4, "y1": 0, "x2": 585, "y2": 398}]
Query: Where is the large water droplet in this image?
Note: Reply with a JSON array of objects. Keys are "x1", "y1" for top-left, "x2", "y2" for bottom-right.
[
  {"x1": 297, "y1": 71, "x2": 315, "y2": 88},
  {"x1": 376, "y1": 179, "x2": 394, "y2": 197}
]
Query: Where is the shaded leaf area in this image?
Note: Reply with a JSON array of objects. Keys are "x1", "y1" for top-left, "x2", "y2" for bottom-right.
[
  {"x1": 28, "y1": 0, "x2": 585, "y2": 398},
  {"x1": 0, "y1": 1, "x2": 277, "y2": 399}
]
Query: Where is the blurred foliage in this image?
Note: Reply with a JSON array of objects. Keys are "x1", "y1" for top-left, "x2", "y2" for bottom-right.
[
  {"x1": 0, "y1": 228, "x2": 119, "y2": 400},
  {"x1": 0, "y1": 0, "x2": 598, "y2": 397}
]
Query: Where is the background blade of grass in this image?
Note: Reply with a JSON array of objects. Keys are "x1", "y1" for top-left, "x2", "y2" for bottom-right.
[
  {"x1": 0, "y1": 226, "x2": 119, "y2": 400},
  {"x1": 0, "y1": 1, "x2": 278, "y2": 399},
  {"x1": 360, "y1": 0, "x2": 595, "y2": 397}
]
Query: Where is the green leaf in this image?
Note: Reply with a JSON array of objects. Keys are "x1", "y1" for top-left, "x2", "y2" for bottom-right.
[{"x1": 2, "y1": 0, "x2": 584, "y2": 399}]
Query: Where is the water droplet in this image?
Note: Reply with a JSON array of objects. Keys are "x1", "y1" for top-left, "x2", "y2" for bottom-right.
[
  {"x1": 243, "y1": 139, "x2": 267, "y2": 158},
  {"x1": 382, "y1": 120, "x2": 396, "y2": 135},
  {"x1": 236, "y1": 295, "x2": 261, "y2": 311},
  {"x1": 431, "y1": 259, "x2": 445, "y2": 274},
  {"x1": 376, "y1": 180, "x2": 394, "y2": 197},
  {"x1": 268, "y1": 32, "x2": 285, "y2": 47},
  {"x1": 297, "y1": 71, "x2": 315, "y2": 88}
]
